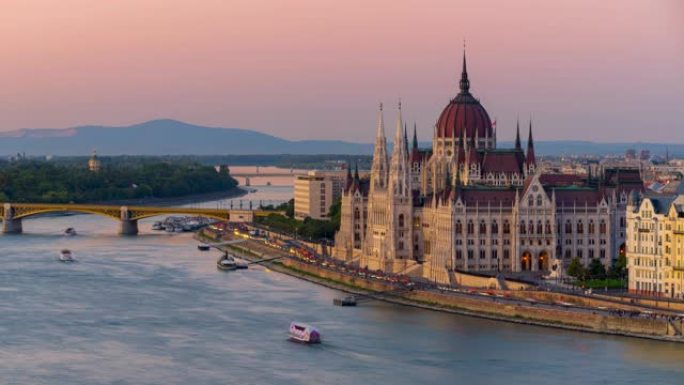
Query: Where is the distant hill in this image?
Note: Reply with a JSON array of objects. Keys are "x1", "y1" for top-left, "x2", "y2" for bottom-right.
[
  {"x1": 0, "y1": 119, "x2": 681, "y2": 157},
  {"x1": 0, "y1": 119, "x2": 373, "y2": 156}
]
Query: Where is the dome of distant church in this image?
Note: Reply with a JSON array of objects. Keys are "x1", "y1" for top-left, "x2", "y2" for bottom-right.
[{"x1": 435, "y1": 53, "x2": 493, "y2": 140}]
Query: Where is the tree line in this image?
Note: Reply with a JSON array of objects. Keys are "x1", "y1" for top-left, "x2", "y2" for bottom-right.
[
  {"x1": 0, "y1": 160, "x2": 238, "y2": 203},
  {"x1": 256, "y1": 198, "x2": 341, "y2": 242}
]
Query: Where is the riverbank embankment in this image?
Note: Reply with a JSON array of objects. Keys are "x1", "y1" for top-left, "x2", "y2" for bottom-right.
[{"x1": 198, "y1": 230, "x2": 684, "y2": 343}]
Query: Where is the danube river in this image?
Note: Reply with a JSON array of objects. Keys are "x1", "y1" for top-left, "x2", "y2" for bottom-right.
[{"x1": 2, "y1": 187, "x2": 684, "y2": 384}]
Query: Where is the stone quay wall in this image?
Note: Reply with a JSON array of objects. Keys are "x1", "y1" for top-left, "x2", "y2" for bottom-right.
[{"x1": 203, "y1": 230, "x2": 681, "y2": 341}]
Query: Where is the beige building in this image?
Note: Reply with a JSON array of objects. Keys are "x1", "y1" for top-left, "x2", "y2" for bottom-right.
[
  {"x1": 627, "y1": 193, "x2": 684, "y2": 297},
  {"x1": 294, "y1": 170, "x2": 356, "y2": 220},
  {"x1": 334, "y1": 53, "x2": 642, "y2": 284}
]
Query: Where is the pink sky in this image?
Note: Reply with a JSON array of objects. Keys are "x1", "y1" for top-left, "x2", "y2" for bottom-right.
[{"x1": 0, "y1": 0, "x2": 682, "y2": 142}]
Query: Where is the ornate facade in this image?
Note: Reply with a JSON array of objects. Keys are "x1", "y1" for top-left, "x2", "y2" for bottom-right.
[
  {"x1": 334, "y1": 52, "x2": 642, "y2": 284},
  {"x1": 627, "y1": 193, "x2": 684, "y2": 298}
]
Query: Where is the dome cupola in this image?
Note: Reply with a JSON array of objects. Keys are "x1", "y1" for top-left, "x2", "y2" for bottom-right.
[{"x1": 435, "y1": 51, "x2": 493, "y2": 147}]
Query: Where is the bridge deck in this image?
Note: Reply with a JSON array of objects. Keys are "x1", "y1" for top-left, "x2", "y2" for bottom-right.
[{"x1": 1, "y1": 202, "x2": 278, "y2": 221}]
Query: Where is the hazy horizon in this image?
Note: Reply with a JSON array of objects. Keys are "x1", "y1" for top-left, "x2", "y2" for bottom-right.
[{"x1": 1, "y1": 0, "x2": 682, "y2": 143}]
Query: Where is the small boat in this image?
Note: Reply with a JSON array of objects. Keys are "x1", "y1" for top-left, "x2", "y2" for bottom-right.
[
  {"x1": 58, "y1": 249, "x2": 75, "y2": 262},
  {"x1": 174, "y1": 226, "x2": 183, "y2": 233},
  {"x1": 64, "y1": 227, "x2": 77, "y2": 236},
  {"x1": 217, "y1": 254, "x2": 237, "y2": 271},
  {"x1": 197, "y1": 245, "x2": 211, "y2": 251},
  {"x1": 235, "y1": 260, "x2": 249, "y2": 270},
  {"x1": 165, "y1": 226, "x2": 175, "y2": 233},
  {"x1": 288, "y1": 322, "x2": 321, "y2": 344},
  {"x1": 333, "y1": 295, "x2": 357, "y2": 306},
  {"x1": 152, "y1": 222, "x2": 163, "y2": 230}
]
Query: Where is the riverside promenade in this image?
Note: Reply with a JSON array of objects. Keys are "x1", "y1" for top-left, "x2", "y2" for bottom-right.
[{"x1": 198, "y1": 225, "x2": 684, "y2": 343}]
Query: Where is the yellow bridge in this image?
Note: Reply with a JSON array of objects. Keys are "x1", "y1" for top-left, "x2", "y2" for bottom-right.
[{"x1": 0, "y1": 202, "x2": 275, "y2": 235}]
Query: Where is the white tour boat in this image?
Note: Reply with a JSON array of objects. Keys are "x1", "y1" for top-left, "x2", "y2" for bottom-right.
[
  {"x1": 216, "y1": 254, "x2": 238, "y2": 271},
  {"x1": 288, "y1": 322, "x2": 321, "y2": 344}
]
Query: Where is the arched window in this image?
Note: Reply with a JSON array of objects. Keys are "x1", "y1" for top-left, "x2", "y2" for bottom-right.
[
  {"x1": 503, "y1": 220, "x2": 510, "y2": 234},
  {"x1": 479, "y1": 221, "x2": 487, "y2": 235},
  {"x1": 600, "y1": 219, "x2": 607, "y2": 234},
  {"x1": 467, "y1": 220, "x2": 474, "y2": 235},
  {"x1": 545, "y1": 220, "x2": 551, "y2": 234},
  {"x1": 577, "y1": 220, "x2": 584, "y2": 234},
  {"x1": 528, "y1": 196, "x2": 534, "y2": 206},
  {"x1": 520, "y1": 221, "x2": 526, "y2": 234},
  {"x1": 536, "y1": 195, "x2": 543, "y2": 206},
  {"x1": 398, "y1": 214, "x2": 405, "y2": 228},
  {"x1": 491, "y1": 220, "x2": 499, "y2": 234},
  {"x1": 455, "y1": 220, "x2": 463, "y2": 234},
  {"x1": 353, "y1": 208, "x2": 360, "y2": 221},
  {"x1": 528, "y1": 220, "x2": 534, "y2": 234},
  {"x1": 588, "y1": 220, "x2": 595, "y2": 234},
  {"x1": 565, "y1": 220, "x2": 572, "y2": 234},
  {"x1": 537, "y1": 220, "x2": 543, "y2": 234}
]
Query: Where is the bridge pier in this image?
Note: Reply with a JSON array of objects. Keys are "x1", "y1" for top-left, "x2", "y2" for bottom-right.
[
  {"x1": 2, "y1": 204, "x2": 22, "y2": 234},
  {"x1": 2, "y1": 218, "x2": 22, "y2": 234},
  {"x1": 119, "y1": 219, "x2": 139, "y2": 235},
  {"x1": 119, "y1": 206, "x2": 138, "y2": 235}
]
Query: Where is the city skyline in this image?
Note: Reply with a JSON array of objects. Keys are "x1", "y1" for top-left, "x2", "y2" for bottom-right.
[{"x1": 1, "y1": 0, "x2": 682, "y2": 143}]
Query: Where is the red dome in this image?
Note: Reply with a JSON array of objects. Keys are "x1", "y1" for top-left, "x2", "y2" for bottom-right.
[
  {"x1": 436, "y1": 95, "x2": 493, "y2": 139},
  {"x1": 435, "y1": 52, "x2": 493, "y2": 139}
]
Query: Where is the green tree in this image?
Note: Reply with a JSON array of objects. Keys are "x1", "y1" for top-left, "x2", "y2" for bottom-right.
[
  {"x1": 0, "y1": 159, "x2": 238, "y2": 203},
  {"x1": 608, "y1": 254, "x2": 628, "y2": 280},
  {"x1": 567, "y1": 257, "x2": 586, "y2": 280},
  {"x1": 328, "y1": 197, "x2": 342, "y2": 230},
  {"x1": 587, "y1": 258, "x2": 607, "y2": 280},
  {"x1": 284, "y1": 199, "x2": 295, "y2": 218}
]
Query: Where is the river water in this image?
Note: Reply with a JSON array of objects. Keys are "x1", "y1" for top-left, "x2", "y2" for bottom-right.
[{"x1": 2, "y1": 187, "x2": 684, "y2": 385}]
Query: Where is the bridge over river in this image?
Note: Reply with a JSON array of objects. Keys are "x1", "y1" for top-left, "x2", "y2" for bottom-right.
[{"x1": 0, "y1": 202, "x2": 275, "y2": 235}]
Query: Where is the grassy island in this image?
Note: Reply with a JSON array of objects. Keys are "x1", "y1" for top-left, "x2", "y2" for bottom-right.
[{"x1": 0, "y1": 159, "x2": 238, "y2": 203}]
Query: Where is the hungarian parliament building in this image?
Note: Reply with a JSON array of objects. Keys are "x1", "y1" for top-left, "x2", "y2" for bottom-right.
[{"x1": 333, "y1": 52, "x2": 642, "y2": 284}]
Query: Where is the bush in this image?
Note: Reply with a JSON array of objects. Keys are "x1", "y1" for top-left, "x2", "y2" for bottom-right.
[
  {"x1": 587, "y1": 258, "x2": 607, "y2": 280},
  {"x1": 567, "y1": 257, "x2": 586, "y2": 280}
]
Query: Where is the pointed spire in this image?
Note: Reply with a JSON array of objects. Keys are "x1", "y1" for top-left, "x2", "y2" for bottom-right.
[
  {"x1": 354, "y1": 161, "x2": 360, "y2": 182},
  {"x1": 526, "y1": 119, "x2": 536, "y2": 166},
  {"x1": 345, "y1": 162, "x2": 353, "y2": 191},
  {"x1": 515, "y1": 119, "x2": 521, "y2": 150},
  {"x1": 376, "y1": 102, "x2": 386, "y2": 140},
  {"x1": 412, "y1": 123, "x2": 418, "y2": 150},
  {"x1": 389, "y1": 99, "x2": 409, "y2": 197},
  {"x1": 456, "y1": 128, "x2": 466, "y2": 166},
  {"x1": 370, "y1": 102, "x2": 389, "y2": 191},
  {"x1": 459, "y1": 45, "x2": 470, "y2": 94},
  {"x1": 404, "y1": 122, "x2": 409, "y2": 153},
  {"x1": 394, "y1": 99, "x2": 404, "y2": 152}
]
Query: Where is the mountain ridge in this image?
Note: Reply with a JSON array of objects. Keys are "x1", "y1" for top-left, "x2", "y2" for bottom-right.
[{"x1": 0, "y1": 119, "x2": 681, "y2": 157}]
